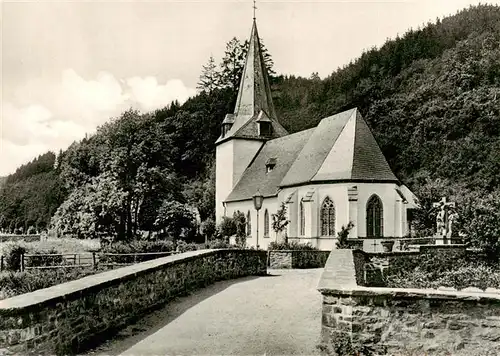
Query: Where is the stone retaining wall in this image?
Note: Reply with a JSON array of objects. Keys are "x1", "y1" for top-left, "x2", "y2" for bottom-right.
[
  {"x1": 0, "y1": 249, "x2": 267, "y2": 355},
  {"x1": 318, "y1": 250, "x2": 500, "y2": 355},
  {"x1": 354, "y1": 245, "x2": 470, "y2": 287},
  {"x1": 268, "y1": 250, "x2": 330, "y2": 269}
]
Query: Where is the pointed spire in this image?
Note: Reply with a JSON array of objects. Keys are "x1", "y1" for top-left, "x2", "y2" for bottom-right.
[
  {"x1": 216, "y1": 19, "x2": 287, "y2": 144},
  {"x1": 233, "y1": 20, "x2": 277, "y2": 120}
]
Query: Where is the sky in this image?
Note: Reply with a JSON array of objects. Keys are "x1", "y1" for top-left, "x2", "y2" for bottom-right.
[{"x1": 1, "y1": 0, "x2": 498, "y2": 176}]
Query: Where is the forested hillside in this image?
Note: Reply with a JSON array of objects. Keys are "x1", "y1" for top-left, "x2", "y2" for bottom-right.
[{"x1": 1, "y1": 5, "x2": 499, "y2": 247}]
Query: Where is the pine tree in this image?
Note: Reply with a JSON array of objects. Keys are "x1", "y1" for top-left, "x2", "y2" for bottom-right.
[
  {"x1": 197, "y1": 55, "x2": 220, "y2": 93},
  {"x1": 219, "y1": 38, "x2": 247, "y2": 92}
]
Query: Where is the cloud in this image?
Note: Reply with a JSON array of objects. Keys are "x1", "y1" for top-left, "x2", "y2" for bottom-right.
[
  {"x1": 1, "y1": 69, "x2": 195, "y2": 176},
  {"x1": 55, "y1": 69, "x2": 130, "y2": 129},
  {"x1": 127, "y1": 77, "x2": 196, "y2": 112}
]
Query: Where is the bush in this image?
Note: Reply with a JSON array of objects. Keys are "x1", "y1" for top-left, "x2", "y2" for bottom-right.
[
  {"x1": 99, "y1": 240, "x2": 175, "y2": 264},
  {"x1": 201, "y1": 219, "x2": 217, "y2": 240},
  {"x1": 0, "y1": 267, "x2": 106, "y2": 300},
  {"x1": 206, "y1": 239, "x2": 235, "y2": 249},
  {"x1": 176, "y1": 240, "x2": 199, "y2": 253},
  {"x1": 386, "y1": 253, "x2": 500, "y2": 290},
  {"x1": 218, "y1": 216, "x2": 237, "y2": 238},
  {"x1": 2, "y1": 244, "x2": 27, "y2": 271},
  {"x1": 435, "y1": 264, "x2": 500, "y2": 290},
  {"x1": 268, "y1": 241, "x2": 318, "y2": 251},
  {"x1": 336, "y1": 222, "x2": 354, "y2": 249}
]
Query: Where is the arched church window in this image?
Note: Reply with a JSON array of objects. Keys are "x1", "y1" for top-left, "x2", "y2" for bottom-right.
[
  {"x1": 264, "y1": 209, "x2": 269, "y2": 237},
  {"x1": 246, "y1": 211, "x2": 251, "y2": 236},
  {"x1": 366, "y1": 195, "x2": 383, "y2": 238},
  {"x1": 300, "y1": 201, "x2": 305, "y2": 236},
  {"x1": 320, "y1": 197, "x2": 335, "y2": 236}
]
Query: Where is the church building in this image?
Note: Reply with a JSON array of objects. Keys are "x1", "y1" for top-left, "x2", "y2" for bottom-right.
[{"x1": 215, "y1": 20, "x2": 419, "y2": 251}]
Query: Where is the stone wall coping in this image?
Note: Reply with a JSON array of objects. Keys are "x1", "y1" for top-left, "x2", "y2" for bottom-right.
[
  {"x1": 317, "y1": 250, "x2": 358, "y2": 290},
  {"x1": 0, "y1": 249, "x2": 259, "y2": 313},
  {"x1": 318, "y1": 285, "x2": 500, "y2": 302},
  {"x1": 359, "y1": 251, "x2": 420, "y2": 257},
  {"x1": 267, "y1": 250, "x2": 328, "y2": 253},
  {"x1": 420, "y1": 244, "x2": 468, "y2": 249}
]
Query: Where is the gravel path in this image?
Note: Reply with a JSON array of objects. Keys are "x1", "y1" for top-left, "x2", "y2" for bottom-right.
[{"x1": 88, "y1": 269, "x2": 323, "y2": 356}]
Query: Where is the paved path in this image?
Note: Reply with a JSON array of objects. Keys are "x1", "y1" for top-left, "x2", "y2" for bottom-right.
[{"x1": 89, "y1": 269, "x2": 323, "y2": 356}]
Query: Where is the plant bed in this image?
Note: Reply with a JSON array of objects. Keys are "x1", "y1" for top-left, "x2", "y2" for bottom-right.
[
  {"x1": 383, "y1": 251, "x2": 500, "y2": 291},
  {"x1": 0, "y1": 266, "x2": 107, "y2": 300}
]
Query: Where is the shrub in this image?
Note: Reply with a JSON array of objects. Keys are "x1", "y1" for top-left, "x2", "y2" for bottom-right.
[
  {"x1": 0, "y1": 267, "x2": 106, "y2": 300},
  {"x1": 435, "y1": 264, "x2": 500, "y2": 290},
  {"x1": 2, "y1": 244, "x2": 26, "y2": 271},
  {"x1": 206, "y1": 239, "x2": 236, "y2": 249},
  {"x1": 272, "y1": 202, "x2": 290, "y2": 243},
  {"x1": 386, "y1": 254, "x2": 500, "y2": 290},
  {"x1": 218, "y1": 216, "x2": 237, "y2": 238},
  {"x1": 336, "y1": 222, "x2": 354, "y2": 249},
  {"x1": 99, "y1": 240, "x2": 175, "y2": 264},
  {"x1": 268, "y1": 241, "x2": 318, "y2": 251},
  {"x1": 176, "y1": 240, "x2": 199, "y2": 253},
  {"x1": 201, "y1": 219, "x2": 217, "y2": 240}
]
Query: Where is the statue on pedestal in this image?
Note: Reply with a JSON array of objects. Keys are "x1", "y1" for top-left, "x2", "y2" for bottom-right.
[
  {"x1": 432, "y1": 197, "x2": 456, "y2": 244},
  {"x1": 447, "y1": 209, "x2": 459, "y2": 241}
]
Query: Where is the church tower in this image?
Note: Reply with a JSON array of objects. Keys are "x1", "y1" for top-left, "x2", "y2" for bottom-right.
[{"x1": 215, "y1": 19, "x2": 288, "y2": 222}]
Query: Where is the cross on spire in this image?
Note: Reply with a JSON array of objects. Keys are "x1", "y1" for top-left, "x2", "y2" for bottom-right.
[{"x1": 253, "y1": 0, "x2": 257, "y2": 20}]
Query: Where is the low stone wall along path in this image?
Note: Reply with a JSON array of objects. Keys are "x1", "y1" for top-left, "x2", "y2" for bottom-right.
[{"x1": 88, "y1": 269, "x2": 323, "y2": 356}]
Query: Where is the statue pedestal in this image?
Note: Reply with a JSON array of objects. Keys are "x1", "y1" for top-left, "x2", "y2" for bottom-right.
[{"x1": 435, "y1": 233, "x2": 446, "y2": 245}]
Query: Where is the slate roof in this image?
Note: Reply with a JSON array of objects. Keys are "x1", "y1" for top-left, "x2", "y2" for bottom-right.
[
  {"x1": 281, "y1": 108, "x2": 398, "y2": 187},
  {"x1": 280, "y1": 109, "x2": 355, "y2": 186},
  {"x1": 225, "y1": 128, "x2": 315, "y2": 202},
  {"x1": 224, "y1": 108, "x2": 399, "y2": 202},
  {"x1": 229, "y1": 110, "x2": 288, "y2": 140}
]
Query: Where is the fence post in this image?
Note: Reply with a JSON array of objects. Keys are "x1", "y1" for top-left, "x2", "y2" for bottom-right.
[
  {"x1": 20, "y1": 253, "x2": 25, "y2": 272},
  {"x1": 1, "y1": 255, "x2": 3, "y2": 271},
  {"x1": 74, "y1": 254, "x2": 77, "y2": 265},
  {"x1": 92, "y1": 252, "x2": 96, "y2": 269}
]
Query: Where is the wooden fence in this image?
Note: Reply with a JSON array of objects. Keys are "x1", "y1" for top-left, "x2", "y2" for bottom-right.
[{"x1": 0, "y1": 251, "x2": 179, "y2": 272}]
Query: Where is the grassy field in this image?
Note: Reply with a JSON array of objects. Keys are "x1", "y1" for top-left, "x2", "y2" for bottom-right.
[{"x1": 0, "y1": 237, "x2": 101, "y2": 256}]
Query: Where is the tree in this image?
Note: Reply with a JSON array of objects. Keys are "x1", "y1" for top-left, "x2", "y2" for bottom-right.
[
  {"x1": 50, "y1": 172, "x2": 127, "y2": 239},
  {"x1": 219, "y1": 38, "x2": 247, "y2": 92},
  {"x1": 272, "y1": 202, "x2": 290, "y2": 243},
  {"x1": 310, "y1": 72, "x2": 320, "y2": 81},
  {"x1": 233, "y1": 210, "x2": 247, "y2": 247},
  {"x1": 197, "y1": 55, "x2": 220, "y2": 93},
  {"x1": 218, "y1": 37, "x2": 276, "y2": 92},
  {"x1": 154, "y1": 200, "x2": 196, "y2": 242},
  {"x1": 218, "y1": 216, "x2": 237, "y2": 239}
]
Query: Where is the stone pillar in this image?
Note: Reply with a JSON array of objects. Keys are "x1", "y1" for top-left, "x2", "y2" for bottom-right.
[{"x1": 348, "y1": 186, "x2": 358, "y2": 239}]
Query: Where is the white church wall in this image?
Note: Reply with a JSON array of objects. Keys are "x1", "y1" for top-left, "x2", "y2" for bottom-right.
[
  {"x1": 224, "y1": 197, "x2": 279, "y2": 250},
  {"x1": 278, "y1": 182, "x2": 408, "y2": 250},
  {"x1": 215, "y1": 139, "x2": 263, "y2": 223},
  {"x1": 223, "y1": 182, "x2": 407, "y2": 251},
  {"x1": 215, "y1": 141, "x2": 234, "y2": 223}
]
